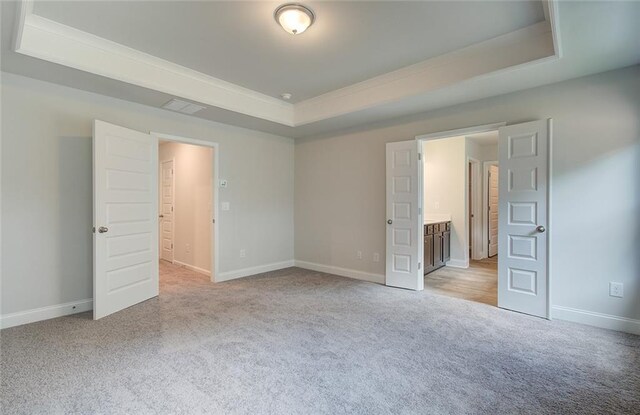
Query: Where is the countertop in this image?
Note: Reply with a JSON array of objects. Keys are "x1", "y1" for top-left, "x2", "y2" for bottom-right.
[{"x1": 424, "y1": 219, "x2": 450, "y2": 225}]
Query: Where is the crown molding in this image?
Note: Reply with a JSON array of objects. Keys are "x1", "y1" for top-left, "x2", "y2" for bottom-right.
[
  {"x1": 293, "y1": 21, "x2": 556, "y2": 125},
  {"x1": 14, "y1": 1, "x2": 295, "y2": 126},
  {"x1": 13, "y1": 0, "x2": 560, "y2": 129}
]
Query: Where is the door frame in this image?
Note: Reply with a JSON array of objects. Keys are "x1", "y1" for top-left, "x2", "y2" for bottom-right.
[
  {"x1": 415, "y1": 121, "x2": 553, "y2": 319},
  {"x1": 467, "y1": 157, "x2": 482, "y2": 261},
  {"x1": 159, "y1": 157, "x2": 176, "y2": 263},
  {"x1": 482, "y1": 160, "x2": 498, "y2": 259},
  {"x1": 152, "y1": 132, "x2": 219, "y2": 283}
]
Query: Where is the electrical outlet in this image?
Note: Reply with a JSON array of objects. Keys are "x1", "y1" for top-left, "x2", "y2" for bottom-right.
[
  {"x1": 357, "y1": 251, "x2": 363, "y2": 260},
  {"x1": 373, "y1": 253, "x2": 380, "y2": 263},
  {"x1": 239, "y1": 249, "x2": 246, "y2": 258},
  {"x1": 609, "y1": 282, "x2": 623, "y2": 298}
]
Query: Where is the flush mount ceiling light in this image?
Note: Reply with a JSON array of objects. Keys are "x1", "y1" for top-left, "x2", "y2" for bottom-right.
[{"x1": 274, "y1": 3, "x2": 315, "y2": 35}]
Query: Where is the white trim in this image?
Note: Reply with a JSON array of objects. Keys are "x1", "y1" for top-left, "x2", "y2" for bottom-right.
[
  {"x1": 1, "y1": 299, "x2": 93, "y2": 330},
  {"x1": 217, "y1": 260, "x2": 295, "y2": 282},
  {"x1": 295, "y1": 261, "x2": 385, "y2": 285},
  {"x1": 294, "y1": 22, "x2": 555, "y2": 125},
  {"x1": 152, "y1": 132, "x2": 219, "y2": 284},
  {"x1": 482, "y1": 160, "x2": 499, "y2": 259},
  {"x1": 547, "y1": 119, "x2": 554, "y2": 319},
  {"x1": 467, "y1": 157, "x2": 482, "y2": 261},
  {"x1": 543, "y1": 0, "x2": 562, "y2": 58},
  {"x1": 173, "y1": 260, "x2": 211, "y2": 277},
  {"x1": 14, "y1": 1, "x2": 559, "y2": 127},
  {"x1": 15, "y1": 11, "x2": 293, "y2": 126},
  {"x1": 551, "y1": 306, "x2": 640, "y2": 336},
  {"x1": 445, "y1": 259, "x2": 469, "y2": 269},
  {"x1": 416, "y1": 122, "x2": 506, "y2": 141}
]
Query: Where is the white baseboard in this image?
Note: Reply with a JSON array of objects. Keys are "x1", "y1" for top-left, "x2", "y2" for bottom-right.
[
  {"x1": 294, "y1": 260, "x2": 385, "y2": 284},
  {"x1": 173, "y1": 260, "x2": 211, "y2": 276},
  {"x1": 1, "y1": 298, "x2": 93, "y2": 330},
  {"x1": 445, "y1": 258, "x2": 469, "y2": 268},
  {"x1": 216, "y1": 260, "x2": 295, "y2": 282},
  {"x1": 552, "y1": 305, "x2": 640, "y2": 335}
]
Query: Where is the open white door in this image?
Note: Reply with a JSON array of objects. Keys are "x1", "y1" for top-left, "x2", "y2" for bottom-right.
[
  {"x1": 386, "y1": 140, "x2": 423, "y2": 290},
  {"x1": 93, "y1": 120, "x2": 159, "y2": 320},
  {"x1": 498, "y1": 120, "x2": 549, "y2": 318}
]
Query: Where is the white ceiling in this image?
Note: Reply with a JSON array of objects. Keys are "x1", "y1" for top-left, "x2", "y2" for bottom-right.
[
  {"x1": 2, "y1": 1, "x2": 640, "y2": 139},
  {"x1": 33, "y1": 1, "x2": 545, "y2": 103}
]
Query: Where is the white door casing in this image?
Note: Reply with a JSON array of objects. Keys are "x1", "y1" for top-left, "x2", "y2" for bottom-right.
[
  {"x1": 386, "y1": 140, "x2": 423, "y2": 291},
  {"x1": 93, "y1": 120, "x2": 159, "y2": 320},
  {"x1": 160, "y1": 159, "x2": 174, "y2": 262},
  {"x1": 497, "y1": 120, "x2": 549, "y2": 318},
  {"x1": 488, "y1": 165, "x2": 499, "y2": 257}
]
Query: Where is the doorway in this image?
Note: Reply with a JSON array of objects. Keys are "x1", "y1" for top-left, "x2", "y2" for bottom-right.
[
  {"x1": 420, "y1": 130, "x2": 499, "y2": 306},
  {"x1": 385, "y1": 120, "x2": 551, "y2": 319},
  {"x1": 92, "y1": 120, "x2": 219, "y2": 320},
  {"x1": 158, "y1": 140, "x2": 214, "y2": 279}
]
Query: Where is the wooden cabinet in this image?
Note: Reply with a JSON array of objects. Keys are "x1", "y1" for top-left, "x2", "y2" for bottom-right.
[
  {"x1": 423, "y1": 221, "x2": 451, "y2": 275},
  {"x1": 424, "y1": 234, "x2": 434, "y2": 273}
]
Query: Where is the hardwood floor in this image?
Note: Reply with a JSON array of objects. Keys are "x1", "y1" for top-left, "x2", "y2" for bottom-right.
[{"x1": 424, "y1": 256, "x2": 497, "y2": 306}]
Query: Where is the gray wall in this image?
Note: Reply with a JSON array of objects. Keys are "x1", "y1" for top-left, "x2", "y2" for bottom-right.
[
  {"x1": 1, "y1": 73, "x2": 294, "y2": 315},
  {"x1": 295, "y1": 65, "x2": 640, "y2": 322}
]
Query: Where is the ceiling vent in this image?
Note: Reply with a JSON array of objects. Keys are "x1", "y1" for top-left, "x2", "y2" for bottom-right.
[{"x1": 162, "y1": 99, "x2": 206, "y2": 114}]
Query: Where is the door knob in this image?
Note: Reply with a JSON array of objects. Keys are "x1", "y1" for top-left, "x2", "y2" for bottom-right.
[
  {"x1": 98, "y1": 226, "x2": 109, "y2": 233},
  {"x1": 387, "y1": 219, "x2": 393, "y2": 225},
  {"x1": 536, "y1": 225, "x2": 546, "y2": 233}
]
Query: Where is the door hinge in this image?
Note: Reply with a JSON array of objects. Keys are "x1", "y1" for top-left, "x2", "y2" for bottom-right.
[
  {"x1": 92, "y1": 227, "x2": 95, "y2": 233},
  {"x1": 418, "y1": 207, "x2": 422, "y2": 215},
  {"x1": 418, "y1": 153, "x2": 422, "y2": 161},
  {"x1": 171, "y1": 206, "x2": 174, "y2": 212},
  {"x1": 418, "y1": 262, "x2": 421, "y2": 270},
  {"x1": 212, "y1": 219, "x2": 215, "y2": 224},
  {"x1": 171, "y1": 243, "x2": 173, "y2": 249}
]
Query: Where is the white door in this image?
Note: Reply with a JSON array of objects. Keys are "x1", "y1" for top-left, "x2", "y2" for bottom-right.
[
  {"x1": 488, "y1": 165, "x2": 499, "y2": 257},
  {"x1": 386, "y1": 140, "x2": 423, "y2": 290},
  {"x1": 160, "y1": 160, "x2": 174, "y2": 262},
  {"x1": 498, "y1": 120, "x2": 549, "y2": 318},
  {"x1": 93, "y1": 120, "x2": 159, "y2": 320}
]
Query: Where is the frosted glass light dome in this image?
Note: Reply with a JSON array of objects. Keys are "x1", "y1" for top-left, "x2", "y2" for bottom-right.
[{"x1": 274, "y1": 4, "x2": 315, "y2": 35}]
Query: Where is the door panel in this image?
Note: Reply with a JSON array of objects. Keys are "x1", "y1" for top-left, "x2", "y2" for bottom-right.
[
  {"x1": 93, "y1": 120, "x2": 158, "y2": 320},
  {"x1": 497, "y1": 120, "x2": 549, "y2": 318},
  {"x1": 160, "y1": 160, "x2": 174, "y2": 262},
  {"x1": 386, "y1": 141, "x2": 423, "y2": 290},
  {"x1": 488, "y1": 165, "x2": 499, "y2": 257}
]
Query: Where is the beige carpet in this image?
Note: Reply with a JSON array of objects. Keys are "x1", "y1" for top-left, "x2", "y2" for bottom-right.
[{"x1": 1, "y1": 262, "x2": 639, "y2": 414}]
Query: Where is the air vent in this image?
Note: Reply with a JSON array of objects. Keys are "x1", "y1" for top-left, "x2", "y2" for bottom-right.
[{"x1": 162, "y1": 99, "x2": 206, "y2": 114}]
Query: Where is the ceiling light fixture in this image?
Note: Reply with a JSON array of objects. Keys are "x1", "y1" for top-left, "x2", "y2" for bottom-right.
[{"x1": 274, "y1": 3, "x2": 315, "y2": 35}]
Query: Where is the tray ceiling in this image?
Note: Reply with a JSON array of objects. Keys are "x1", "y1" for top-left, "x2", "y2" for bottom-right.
[{"x1": 33, "y1": 1, "x2": 545, "y2": 103}]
